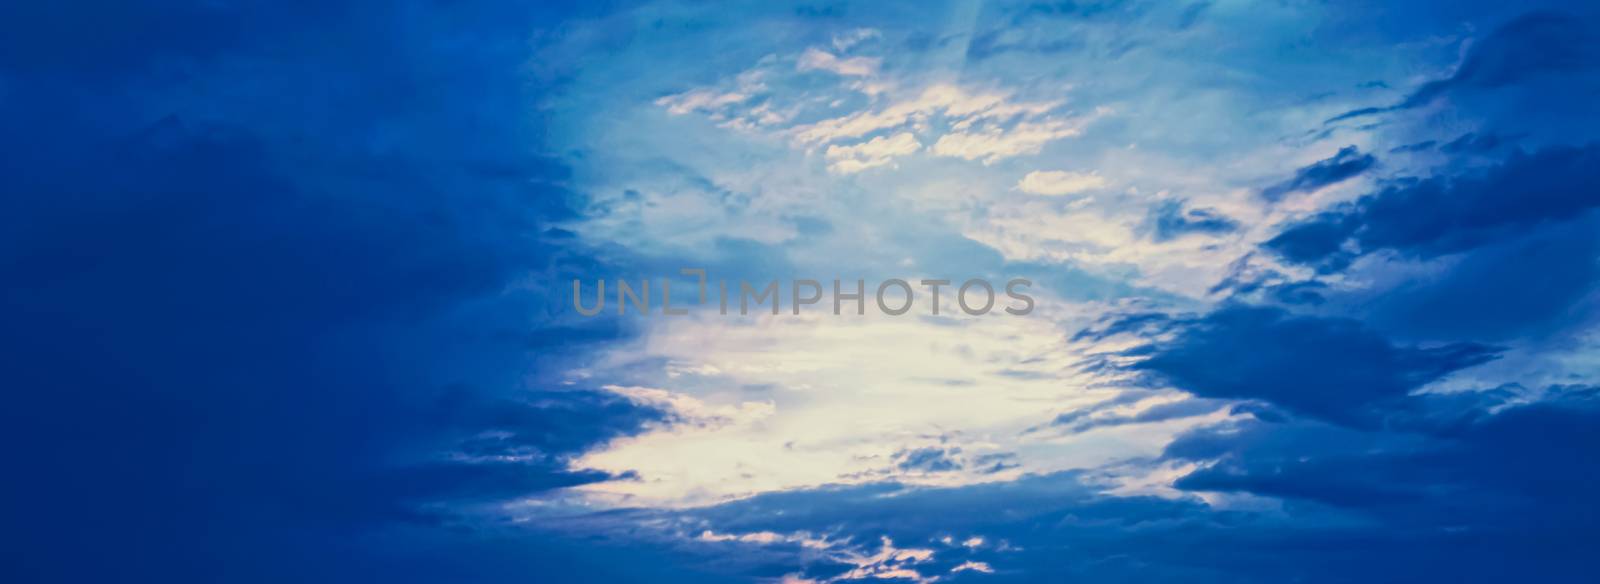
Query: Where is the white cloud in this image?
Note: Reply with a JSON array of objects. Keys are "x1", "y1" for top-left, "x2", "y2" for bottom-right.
[
  {"x1": 656, "y1": 88, "x2": 751, "y2": 116},
  {"x1": 698, "y1": 529, "x2": 833, "y2": 549},
  {"x1": 697, "y1": 530, "x2": 940, "y2": 584},
  {"x1": 824, "y1": 132, "x2": 921, "y2": 173},
  {"x1": 1016, "y1": 170, "x2": 1108, "y2": 195},
  {"x1": 655, "y1": 51, "x2": 1091, "y2": 172},
  {"x1": 952, "y1": 561, "x2": 995, "y2": 574},
  {"x1": 568, "y1": 303, "x2": 1204, "y2": 508},
  {"x1": 930, "y1": 119, "x2": 1086, "y2": 164},
  {"x1": 797, "y1": 47, "x2": 881, "y2": 77},
  {"x1": 601, "y1": 384, "x2": 776, "y2": 430},
  {"x1": 831, "y1": 537, "x2": 938, "y2": 583},
  {"x1": 791, "y1": 84, "x2": 1065, "y2": 146},
  {"x1": 831, "y1": 28, "x2": 881, "y2": 52},
  {"x1": 545, "y1": 7, "x2": 1372, "y2": 518},
  {"x1": 961, "y1": 198, "x2": 1249, "y2": 297},
  {"x1": 654, "y1": 66, "x2": 788, "y2": 130}
]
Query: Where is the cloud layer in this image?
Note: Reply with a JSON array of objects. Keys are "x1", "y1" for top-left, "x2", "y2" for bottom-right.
[{"x1": 8, "y1": 2, "x2": 1600, "y2": 583}]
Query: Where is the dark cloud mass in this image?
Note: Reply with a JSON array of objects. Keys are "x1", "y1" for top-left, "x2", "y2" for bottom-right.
[
  {"x1": 1165, "y1": 391, "x2": 1600, "y2": 542},
  {"x1": 0, "y1": 1, "x2": 726, "y2": 582},
  {"x1": 1118, "y1": 306, "x2": 1501, "y2": 425},
  {"x1": 1149, "y1": 199, "x2": 1240, "y2": 241},
  {"x1": 1267, "y1": 145, "x2": 1600, "y2": 264},
  {"x1": 1398, "y1": 11, "x2": 1599, "y2": 108},
  {"x1": 1261, "y1": 144, "x2": 1600, "y2": 340},
  {"x1": 895, "y1": 446, "x2": 964, "y2": 472},
  {"x1": 1123, "y1": 8, "x2": 1600, "y2": 582},
  {"x1": 1327, "y1": 11, "x2": 1600, "y2": 123},
  {"x1": 1259, "y1": 146, "x2": 1376, "y2": 201}
]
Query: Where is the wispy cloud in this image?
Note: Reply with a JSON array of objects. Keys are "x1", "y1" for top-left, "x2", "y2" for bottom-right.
[
  {"x1": 797, "y1": 47, "x2": 881, "y2": 77},
  {"x1": 1016, "y1": 170, "x2": 1108, "y2": 195},
  {"x1": 824, "y1": 132, "x2": 920, "y2": 173}
]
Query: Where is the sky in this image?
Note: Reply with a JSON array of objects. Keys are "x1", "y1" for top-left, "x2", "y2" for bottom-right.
[{"x1": 3, "y1": 1, "x2": 1599, "y2": 582}]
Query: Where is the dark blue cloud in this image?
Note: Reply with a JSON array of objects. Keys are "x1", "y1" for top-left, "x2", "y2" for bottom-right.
[
  {"x1": 1260, "y1": 10, "x2": 1600, "y2": 348},
  {"x1": 1439, "y1": 132, "x2": 1516, "y2": 154},
  {"x1": 667, "y1": 428, "x2": 1599, "y2": 583},
  {"x1": 1149, "y1": 199, "x2": 1239, "y2": 241},
  {"x1": 1354, "y1": 146, "x2": 1600, "y2": 258},
  {"x1": 1258, "y1": 145, "x2": 1600, "y2": 342},
  {"x1": 1146, "y1": 96, "x2": 1600, "y2": 569},
  {"x1": 1165, "y1": 390, "x2": 1600, "y2": 533},
  {"x1": 1114, "y1": 306, "x2": 1500, "y2": 424},
  {"x1": 1266, "y1": 144, "x2": 1600, "y2": 264},
  {"x1": 1388, "y1": 139, "x2": 1437, "y2": 153},
  {"x1": 1053, "y1": 397, "x2": 1225, "y2": 434},
  {"x1": 895, "y1": 446, "x2": 964, "y2": 472},
  {"x1": 1205, "y1": 256, "x2": 1331, "y2": 304},
  {"x1": 1125, "y1": 11, "x2": 1600, "y2": 579},
  {"x1": 1262, "y1": 212, "x2": 1361, "y2": 273},
  {"x1": 0, "y1": 1, "x2": 722, "y2": 582},
  {"x1": 1327, "y1": 11, "x2": 1600, "y2": 123},
  {"x1": 1260, "y1": 146, "x2": 1376, "y2": 201},
  {"x1": 1366, "y1": 216, "x2": 1600, "y2": 341},
  {"x1": 1164, "y1": 416, "x2": 1451, "y2": 509}
]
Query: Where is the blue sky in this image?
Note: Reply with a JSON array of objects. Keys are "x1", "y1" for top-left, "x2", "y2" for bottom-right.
[{"x1": 4, "y1": 1, "x2": 1599, "y2": 582}]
